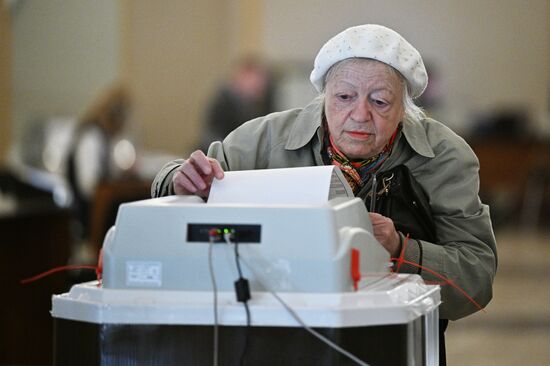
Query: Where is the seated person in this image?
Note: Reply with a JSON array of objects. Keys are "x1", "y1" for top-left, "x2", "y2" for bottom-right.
[{"x1": 66, "y1": 84, "x2": 133, "y2": 254}]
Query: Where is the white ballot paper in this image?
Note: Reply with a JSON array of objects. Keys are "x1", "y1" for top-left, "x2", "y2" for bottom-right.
[{"x1": 207, "y1": 166, "x2": 353, "y2": 205}]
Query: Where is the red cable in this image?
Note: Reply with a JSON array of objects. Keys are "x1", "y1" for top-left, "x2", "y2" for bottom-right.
[
  {"x1": 389, "y1": 257, "x2": 485, "y2": 312},
  {"x1": 394, "y1": 234, "x2": 409, "y2": 272},
  {"x1": 20, "y1": 265, "x2": 98, "y2": 285},
  {"x1": 383, "y1": 233, "x2": 485, "y2": 311}
]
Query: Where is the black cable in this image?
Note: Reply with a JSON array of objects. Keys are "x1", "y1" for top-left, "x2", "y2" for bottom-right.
[
  {"x1": 225, "y1": 232, "x2": 251, "y2": 366},
  {"x1": 234, "y1": 238, "x2": 244, "y2": 278},
  {"x1": 207, "y1": 234, "x2": 219, "y2": 366},
  {"x1": 240, "y1": 301, "x2": 251, "y2": 366}
]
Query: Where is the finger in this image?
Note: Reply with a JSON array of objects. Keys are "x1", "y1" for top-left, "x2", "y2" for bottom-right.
[
  {"x1": 188, "y1": 150, "x2": 213, "y2": 176},
  {"x1": 174, "y1": 170, "x2": 212, "y2": 198},
  {"x1": 180, "y1": 163, "x2": 208, "y2": 191},
  {"x1": 369, "y1": 212, "x2": 391, "y2": 220},
  {"x1": 208, "y1": 158, "x2": 225, "y2": 180},
  {"x1": 173, "y1": 170, "x2": 199, "y2": 193},
  {"x1": 368, "y1": 212, "x2": 381, "y2": 220},
  {"x1": 368, "y1": 212, "x2": 385, "y2": 226}
]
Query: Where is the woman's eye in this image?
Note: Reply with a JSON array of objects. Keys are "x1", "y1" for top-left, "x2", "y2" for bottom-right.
[
  {"x1": 372, "y1": 99, "x2": 387, "y2": 107},
  {"x1": 337, "y1": 94, "x2": 352, "y2": 101}
]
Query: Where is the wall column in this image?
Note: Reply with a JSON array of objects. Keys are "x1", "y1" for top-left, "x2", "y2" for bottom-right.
[
  {"x1": 0, "y1": 3, "x2": 12, "y2": 165},
  {"x1": 228, "y1": 0, "x2": 264, "y2": 60}
]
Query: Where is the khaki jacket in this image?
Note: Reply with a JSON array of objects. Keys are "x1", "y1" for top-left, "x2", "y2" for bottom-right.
[{"x1": 152, "y1": 97, "x2": 497, "y2": 320}]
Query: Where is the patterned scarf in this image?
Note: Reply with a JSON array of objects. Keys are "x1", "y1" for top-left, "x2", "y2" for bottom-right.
[{"x1": 325, "y1": 124, "x2": 401, "y2": 194}]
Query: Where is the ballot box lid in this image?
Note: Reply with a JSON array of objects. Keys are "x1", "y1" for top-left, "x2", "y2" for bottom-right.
[{"x1": 52, "y1": 274, "x2": 440, "y2": 328}]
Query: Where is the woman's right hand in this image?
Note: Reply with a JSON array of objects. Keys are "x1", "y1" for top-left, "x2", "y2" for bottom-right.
[{"x1": 172, "y1": 150, "x2": 225, "y2": 198}]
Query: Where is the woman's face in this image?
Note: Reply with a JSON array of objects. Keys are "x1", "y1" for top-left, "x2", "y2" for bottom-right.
[{"x1": 324, "y1": 59, "x2": 404, "y2": 160}]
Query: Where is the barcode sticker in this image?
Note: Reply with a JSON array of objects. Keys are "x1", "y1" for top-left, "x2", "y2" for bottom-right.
[{"x1": 126, "y1": 261, "x2": 162, "y2": 287}]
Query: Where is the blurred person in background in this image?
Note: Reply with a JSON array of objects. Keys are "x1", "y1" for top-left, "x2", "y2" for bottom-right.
[
  {"x1": 416, "y1": 61, "x2": 443, "y2": 114},
  {"x1": 199, "y1": 55, "x2": 275, "y2": 151},
  {"x1": 66, "y1": 84, "x2": 136, "y2": 263},
  {"x1": 152, "y1": 25, "x2": 497, "y2": 365}
]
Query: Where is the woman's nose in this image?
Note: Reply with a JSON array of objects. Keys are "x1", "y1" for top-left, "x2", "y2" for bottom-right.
[{"x1": 351, "y1": 99, "x2": 372, "y2": 122}]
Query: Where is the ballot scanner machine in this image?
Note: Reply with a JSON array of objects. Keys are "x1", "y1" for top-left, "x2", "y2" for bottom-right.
[{"x1": 52, "y1": 196, "x2": 440, "y2": 366}]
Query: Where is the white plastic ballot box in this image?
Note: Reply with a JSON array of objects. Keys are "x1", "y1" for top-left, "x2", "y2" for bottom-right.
[
  {"x1": 52, "y1": 275, "x2": 440, "y2": 366},
  {"x1": 51, "y1": 182, "x2": 441, "y2": 365}
]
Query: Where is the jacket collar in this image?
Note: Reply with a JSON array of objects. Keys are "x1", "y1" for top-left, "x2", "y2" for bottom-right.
[
  {"x1": 285, "y1": 96, "x2": 324, "y2": 150},
  {"x1": 401, "y1": 118, "x2": 435, "y2": 158},
  {"x1": 285, "y1": 97, "x2": 434, "y2": 158}
]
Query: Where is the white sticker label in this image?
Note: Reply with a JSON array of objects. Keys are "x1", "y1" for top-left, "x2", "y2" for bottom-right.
[{"x1": 126, "y1": 261, "x2": 162, "y2": 287}]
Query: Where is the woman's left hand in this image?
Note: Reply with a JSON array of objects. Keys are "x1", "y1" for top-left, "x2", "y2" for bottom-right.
[{"x1": 368, "y1": 212, "x2": 401, "y2": 257}]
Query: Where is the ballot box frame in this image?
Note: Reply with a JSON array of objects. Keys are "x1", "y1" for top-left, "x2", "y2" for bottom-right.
[
  {"x1": 51, "y1": 275, "x2": 440, "y2": 365},
  {"x1": 53, "y1": 314, "x2": 436, "y2": 365}
]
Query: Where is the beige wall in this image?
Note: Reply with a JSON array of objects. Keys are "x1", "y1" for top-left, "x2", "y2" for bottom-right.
[
  {"x1": 226, "y1": 0, "x2": 264, "y2": 61},
  {"x1": 11, "y1": 0, "x2": 121, "y2": 144},
  {"x1": 124, "y1": 0, "x2": 232, "y2": 156},
  {"x1": 0, "y1": 4, "x2": 11, "y2": 165},
  {"x1": 124, "y1": 0, "x2": 264, "y2": 156}
]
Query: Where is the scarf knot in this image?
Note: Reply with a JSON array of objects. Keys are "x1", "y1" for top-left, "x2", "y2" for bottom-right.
[{"x1": 325, "y1": 125, "x2": 400, "y2": 194}]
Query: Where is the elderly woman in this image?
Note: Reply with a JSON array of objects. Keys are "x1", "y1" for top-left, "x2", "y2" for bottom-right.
[{"x1": 152, "y1": 24, "x2": 497, "y2": 363}]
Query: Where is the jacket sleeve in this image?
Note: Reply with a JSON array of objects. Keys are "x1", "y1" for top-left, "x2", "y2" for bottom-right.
[
  {"x1": 412, "y1": 135, "x2": 497, "y2": 321},
  {"x1": 150, "y1": 159, "x2": 184, "y2": 197}
]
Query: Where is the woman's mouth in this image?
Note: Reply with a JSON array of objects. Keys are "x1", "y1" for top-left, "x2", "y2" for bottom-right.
[{"x1": 346, "y1": 131, "x2": 373, "y2": 139}]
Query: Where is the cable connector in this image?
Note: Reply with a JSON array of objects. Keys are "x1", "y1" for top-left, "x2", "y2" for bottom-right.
[
  {"x1": 209, "y1": 228, "x2": 223, "y2": 243},
  {"x1": 234, "y1": 277, "x2": 251, "y2": 303},
  {"x1": 223, "y1": 228, "x2": 236, "y2": 242}
]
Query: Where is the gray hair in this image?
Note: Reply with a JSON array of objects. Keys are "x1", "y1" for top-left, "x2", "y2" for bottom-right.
[{"x1": 321, "y1": 58, "x2": 426, "y2": 124}]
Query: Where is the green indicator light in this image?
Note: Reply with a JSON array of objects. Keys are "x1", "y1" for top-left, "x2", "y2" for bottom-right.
[{"x1": 224, "y1": 228, "x2": 230, "y2": 234}]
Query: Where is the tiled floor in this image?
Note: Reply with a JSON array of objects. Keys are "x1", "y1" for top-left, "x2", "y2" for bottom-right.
[{"x1": 446, "y1": 229, "x2": 550, "y2": 365}]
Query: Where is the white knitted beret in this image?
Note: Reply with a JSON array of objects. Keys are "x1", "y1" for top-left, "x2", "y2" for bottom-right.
[{"x1": 310, "y1": 24, "x2": 428, "y2": 98}]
